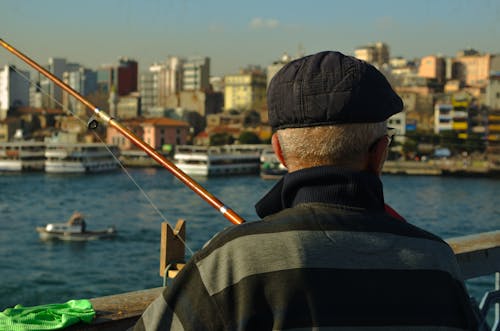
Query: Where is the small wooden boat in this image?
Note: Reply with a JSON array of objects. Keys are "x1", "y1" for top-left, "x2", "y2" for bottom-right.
[{"x1": 36, "y1": 212, "x2": 116, "y2": 241}]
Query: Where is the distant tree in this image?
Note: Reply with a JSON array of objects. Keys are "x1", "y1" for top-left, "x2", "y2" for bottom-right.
[
  {"x1": 402, "y1": 138, "x2": 418, "y2": 157},
  {"x1": 210, "y1": 132, "x2": 234, "y2": 146},
  {"x1": 238, "y1": 131, "x2": 261, "y2": 144}
]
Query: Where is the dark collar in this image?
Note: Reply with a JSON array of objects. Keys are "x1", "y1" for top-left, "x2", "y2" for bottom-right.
[{"x1": 255, "y1": 166, "x2": 385, "y2": 218}]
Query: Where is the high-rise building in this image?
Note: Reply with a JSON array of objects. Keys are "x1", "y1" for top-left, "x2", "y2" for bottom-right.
[
  {"x1": 96, "y1": 66, "x2": 115, "y2": 94},
  {"x1": 140, "y1": 57, "x2": 185, "y2": 112},
  {"x1": 139, "y1": 71, "x2": 157, "y2": 113},
  {"x1": 117, "y1": 58, "x2": 138, "y2": 96},
  {"x1": 40, "y1": 57, "x2": 67, "y2": 109},
  {"x1": 183, "y1": 56, "x2": 210, "y2": 91},
  {"x1": 166, "y1": 56, "x2": 184, "y2": 95},
  {"x1": 63, "y1": 67, "x2": 98, "y2": 114},
  {"x1": 0, "y1": 65, "x2": 30, "y2": 120}
]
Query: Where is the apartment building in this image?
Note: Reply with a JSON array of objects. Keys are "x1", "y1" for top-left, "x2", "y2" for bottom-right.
[
  {"x1": 454, "y1": 50, "x2": 491, "y2": 88},
  {"x1": 106, "y1": 117, "x2": 189, "y2": 150},
  {"x1": 418, "y1": 55, "x2": 446, "y2": 84},
  {"x1": 183, "y1": 56, "x2": 210, "y2": 91},
  {"x1": 224, "y1": 69, "x2": 266, "y2": 111},
  {"x1": 354, "y1": 42, "x2": 390, "y2": 67},
  {"x1": 140, "y1": 57, "x2": 185, "y2": 112},
  {"x1": 434, "y1": 93, "x2": 488, "y2": 140}
]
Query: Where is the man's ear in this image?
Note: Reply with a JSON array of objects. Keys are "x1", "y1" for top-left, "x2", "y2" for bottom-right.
[
  {"x1": 365, "y1": 136, "x2": 389, "y2": 175},
  {"x1": 271, "y1": 133, "x2": 287, "y2": 168}
]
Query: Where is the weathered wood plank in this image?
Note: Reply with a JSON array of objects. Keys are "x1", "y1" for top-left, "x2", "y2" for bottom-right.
[
  {"x1": 65, "y1": 287, "x2": 163, "y2": 331},
  {"x1": 446, "y1": 230, "x2": 500, "y2": 279}
]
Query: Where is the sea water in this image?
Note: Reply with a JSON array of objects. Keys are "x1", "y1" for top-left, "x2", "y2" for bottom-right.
[{"x1": 0, "y1": 169, "x2": 498, "y2": 310}]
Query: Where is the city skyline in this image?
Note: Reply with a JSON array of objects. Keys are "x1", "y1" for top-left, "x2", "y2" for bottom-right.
[{"x1": 1, "y1": 0, "x2": 499, "y2": 76}]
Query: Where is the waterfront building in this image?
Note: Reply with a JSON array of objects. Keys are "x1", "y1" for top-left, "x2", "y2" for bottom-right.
[
  {"x1": 434, "y1": 102, "x2": 453, "y2": 135},
  {"x1": 0, "y1": 117, "x2": 21, "y2": 142},
  {"x1": 182, "y1": 56, "x2": 210, "y2": 91},
  {"x1": 486, "y1": 74, "x2": 500, "y2": 167},
  {"x1": 106, "y1": 117, "x2": 189, "y2": 151},
  {"x1": 433, "y1": 92, "x2": 488, "y2": 141},
  {"x1": 15, "y1": 106, "x2": 64, "y2": 140},
  {"x1": 387, "y1": 111, "x2": 406, "y2": 144},
  {"x1": 205, "y1": 109, "x2": 262, "y2": 142},
  {"x1": 224, "y1": 69, "x2": 267, "y2": 111},
  {"x1": 485, "y1": 74, "x2": 500, "y2": 110},
  {"x1": 449, "y1": 94, "x2": 469, "y2": 139},
  {"x1": 396, "y1": 90, "x2": 434, "y2": 132},
  {"x1": 487, "y1": 108, "x2": 500, "y2": 168},
  {"x1": 0, "y1": 65, "x2": 30, "y2": 120}
]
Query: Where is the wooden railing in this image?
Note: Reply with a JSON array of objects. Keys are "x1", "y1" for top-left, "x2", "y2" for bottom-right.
[{"x1": 66, "y1": 229, "x2": 500, "y2": 330}]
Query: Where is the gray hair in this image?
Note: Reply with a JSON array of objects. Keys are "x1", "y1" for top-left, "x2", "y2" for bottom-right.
[{"x1": 277, "y1": 122, "x2": 387, "y2": 169}]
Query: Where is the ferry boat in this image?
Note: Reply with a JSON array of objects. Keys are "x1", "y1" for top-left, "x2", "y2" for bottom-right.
[
  {"x1": 0, "y1": 141, "x2": 46, "y2": 171},
  {"x1": 173, "y1": 145, "x2": 263, "y2": 176},
  {"x1": 45, "y1": 143, "x2": 120, "y2": 173},
  {"x1": 260, "y1": 148, "x2": 287, "y2": 179}
]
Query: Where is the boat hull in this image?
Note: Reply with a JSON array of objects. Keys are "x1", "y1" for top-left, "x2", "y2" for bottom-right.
[
  {"x1": 173, "y1": 145, "x2": 262, "y2": 177},
  {"x1": 36, "y1": 227, "x2": 116, "y2": 241},
  {"x1": 45, "y1": 143, "x2": 119, "y2": 173},
  {"x1": 0, "y1": 142, "x2": 46, "y2": 171}
]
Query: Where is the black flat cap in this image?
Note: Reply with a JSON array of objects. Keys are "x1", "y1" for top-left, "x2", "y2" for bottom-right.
[{"x1": 267, "y1": 51, "x2": 403, "y2": 130}]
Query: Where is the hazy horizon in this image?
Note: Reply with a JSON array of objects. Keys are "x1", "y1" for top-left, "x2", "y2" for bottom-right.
[{"x1": 2, "y1": 0, "x2": 499, "y2": 76}]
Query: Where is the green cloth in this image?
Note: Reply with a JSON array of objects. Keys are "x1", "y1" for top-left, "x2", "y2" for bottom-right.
[{"x1": 0, "y1": 299, "x2": 95, "y2": 331}]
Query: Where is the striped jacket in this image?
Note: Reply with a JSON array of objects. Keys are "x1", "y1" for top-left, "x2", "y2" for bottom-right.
[{"x1": 134, "y1": 167, "x2": 478, "y2": 330}]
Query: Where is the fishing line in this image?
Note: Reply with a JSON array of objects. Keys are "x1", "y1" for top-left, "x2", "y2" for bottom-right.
[
  {"x1": 6, "y1": 63, "x2": 195, "y2": 256},
  {"x1": 0, "y1": 38, "x2": 245, "y2": 225}
]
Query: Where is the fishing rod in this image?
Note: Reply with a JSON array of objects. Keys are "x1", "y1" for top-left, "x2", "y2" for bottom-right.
[{"x1": 0, "y1": 38, "x2": 245, "y2": 225}]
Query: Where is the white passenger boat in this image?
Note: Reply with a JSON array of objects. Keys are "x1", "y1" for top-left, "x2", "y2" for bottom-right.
[
  {"x1": 0, "y1": 141, "x2": 46, "y2": 171},
  {"x1": 36, "y1": 212, "x2": 116, "y2": 241},
  {"x1": 260, "y1": 148, "x2": 287, "y2": 179},
  {"x1": 173, "y1": 145, "x2": 263, "y2": 176},
  {"x1": 45, "y1": 143, "x2": 120, "y2": 173}
]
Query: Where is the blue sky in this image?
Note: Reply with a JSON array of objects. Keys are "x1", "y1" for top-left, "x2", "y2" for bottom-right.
[{"x1": 1, "y1": 0, "x2": 499, "y2": 75}]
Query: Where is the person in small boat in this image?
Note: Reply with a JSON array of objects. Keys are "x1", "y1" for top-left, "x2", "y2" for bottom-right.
[
  {"x1": 134, "y1": 52, "x2": 478, "y2": 330},
  {"x1": 68, "y1": 212, "x2": 86, "y2": 232}
]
